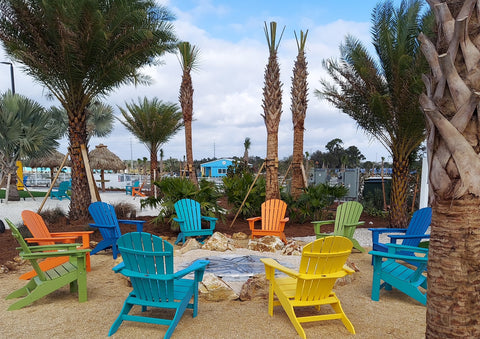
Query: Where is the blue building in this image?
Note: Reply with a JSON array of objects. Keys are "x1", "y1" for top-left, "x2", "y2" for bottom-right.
[{"x1": 200, "y1": 159, "x2": 233, "y2": 177}]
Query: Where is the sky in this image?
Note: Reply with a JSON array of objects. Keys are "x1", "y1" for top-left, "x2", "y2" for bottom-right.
[{"x1": 0, "y1": 0, "x2": 405, "y2": 164}]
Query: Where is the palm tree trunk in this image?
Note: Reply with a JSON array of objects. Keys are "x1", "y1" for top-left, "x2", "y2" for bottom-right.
[
  {"x1": 68, "y1": 111, "x2": 90, "y2": 221},
  {"x1": 426, "y1": 199, "x2": 480, "y2": 338},
  {"x1": 150, "y1": 147, "x2": 158, "y2": 192},
  {"x1": 265, "y1": 131, "x2": 280, "y2": 200},
  {"x1": 389, "y1": 154, "x2": 409, "y2": 228},
  {"x1": 291, "y1": 126, "x2": 304, "y2": 199}
]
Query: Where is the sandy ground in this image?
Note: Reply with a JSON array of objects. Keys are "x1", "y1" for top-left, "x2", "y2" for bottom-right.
[{"x1": 0, "y1": 247, "x2": 426, "y2": 339}]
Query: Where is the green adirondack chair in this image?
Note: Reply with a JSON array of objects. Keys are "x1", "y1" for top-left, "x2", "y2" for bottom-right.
[
  {"x1": 5, "y1": 219, "x2": 90, "y2": 311},
  {"x1": 370, "y1": 243, "x2": 428, "y2": 305},
  {"x1": 50, "y1": 180, "x2": 71, "y2": 200},
  {"x1": 312, "y1": 201, "x2": 365, "y2": 252},
  {"x1": 108, "y1": 232, "x2": 209, "y2": 338},
  {"x1": 173, "y1": 198, "x2": 217, "y2": 245}
]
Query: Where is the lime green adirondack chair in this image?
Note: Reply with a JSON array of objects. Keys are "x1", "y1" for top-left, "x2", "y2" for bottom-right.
[
  {"x1": 312, "y1": 201, "x2": 365, "y2": 252},
  {"x1": 5, "y1": 219, "x2": 90, "y2": 311}
]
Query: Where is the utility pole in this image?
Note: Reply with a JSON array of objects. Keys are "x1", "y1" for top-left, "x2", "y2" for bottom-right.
[{"x1": 0, "y1": 62, "x2": 15, "y2": 94}]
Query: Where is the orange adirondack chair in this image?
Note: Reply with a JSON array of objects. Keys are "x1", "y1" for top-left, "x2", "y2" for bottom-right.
[
  {"x1": 132, "y1": 182, "x2": 146, "y2": 197},
  {"x1": 20, "y1": 210, "x2": 93, "y2": 280},
  {"x1": 247, "y1": 199, "x2": 289, "y2": 243}
]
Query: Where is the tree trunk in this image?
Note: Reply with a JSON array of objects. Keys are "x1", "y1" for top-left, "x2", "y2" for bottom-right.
[
  {"x1": 389, "y1": 154, "x2": 410, "y2": 228},
  {"x1": 7, "y1": 174, "x2": 19, "y2": 201},
  {"x1": 419, "y1": 1, "x2": 480, "y2": 336},
  {"x1": 68, "y1": 111, "x2": 90, "y2": 221},
  {"x1": 150, "y1": 147, "x2": 158, "y2": 192},
  {"x1": 291, "y1": 126, "x2": 305, "y2": 199},
  {"x1": 184, "y1": 119, "x2": 198, "y2": 185},
  {"x1": 265, "y1": 131, "x2": 280, "y2": 200}
]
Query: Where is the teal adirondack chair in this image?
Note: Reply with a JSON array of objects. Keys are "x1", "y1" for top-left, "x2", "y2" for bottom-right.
[
  {"x1": 88, "y1": 202, "x2": 145, "y2": 259},
  {"x1": 108, "y1": 232, "x2": 209, "y2": 338},
  {"x1": 370, "y1": 243, "x2": 428, "y2": 305},
  {"x1": 173, "y1": 198, "x2": 217, "y2": 245},
  {"x1": 5, "y1": 219, "x2": 90, "y2": 311},
  {"x1": 369, "y1": 207, "x2": 432, "y2": 253},
  {"x1": 312, "y1": 201, "x2": 365, "y2": 252},
  {"x1": 125, "y1": 180, "x2": 139, "y2": 195},
  {"x1": 50, "y1": 180, "x2": 71, "y2": 200}
]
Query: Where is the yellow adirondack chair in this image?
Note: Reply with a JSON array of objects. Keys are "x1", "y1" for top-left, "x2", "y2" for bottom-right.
[
  {"x1": 247, "y1": 199, "x2": 289, "y2": 243},
  {"x1": 261, "y1": 236, "x2": 355, "y2": 338}
]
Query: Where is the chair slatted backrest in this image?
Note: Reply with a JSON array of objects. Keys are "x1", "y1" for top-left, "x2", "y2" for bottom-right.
[
  {"x1": 174, "y1": 199, "x2": 202, "y2": 232},
  {"x1": 296, "y1": 236, "x2": 353, "y2": 301},
  {"x1": 21, "y1": 210, "x2": 56, "y2": 245},
  {"x1": 403, "y1": 207, "x2": 432, "y2": 247},
  {"x1": 334, "y1": 201, "x2": 363, "y2": 236},
  {"x1": 6, "y1": 219, "x2": 47, "y2": 281},
  {"x1": 88, "y1": 202, "x2": 122, "y2": 239},
  {"x1": 117, "y1": 232, "x2": 175, "y2": 302},
  {"x1": 261, "y1": 199, "x2": 287, "y2": 231},
  {"x1": 59, "y1": 181, "x2": 70, "y2": 192}
]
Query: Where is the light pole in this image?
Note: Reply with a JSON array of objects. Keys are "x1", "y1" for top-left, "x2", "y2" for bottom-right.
[{"x1": 0, "y1": 62, "x2": 15, "y2": 94}]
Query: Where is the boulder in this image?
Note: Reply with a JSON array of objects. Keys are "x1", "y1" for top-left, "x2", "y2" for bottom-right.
[
  {"x1": 177, "y1": 238, "x2": 202, "y2": 254},
  {"x1": 232, "y1": 232, "x2": 248, "y2": 240},
  {"x1": 247, "y1": 236, "x2": 284, "y2": 252},
  {"x1": 201, "y1": 232, "x2": 235, "y2": 252},
  {"x1": 199, "y1": 273, "x2": 238, "y2": 301},
  {"x1": 281, "y1": 240, "x2": 302, "y2": 256},
  {"x1": 239, "y1": 274, "x2": 269, "y2": 301}
]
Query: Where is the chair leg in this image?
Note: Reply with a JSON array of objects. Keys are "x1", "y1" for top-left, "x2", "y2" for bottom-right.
[
  {"x1": 108, "y1": 301, "x2": 134, "y2": 336},
  {"x1": 330, "y1": 295, "x2": 355, "y2": 334},
  {"x1": 274, "y1": 289, "x2": 306, "y2": 339}
]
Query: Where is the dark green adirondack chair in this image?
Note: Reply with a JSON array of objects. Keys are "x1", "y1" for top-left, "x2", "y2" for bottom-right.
[
  {"x1": 173, "y1": 198, "x2": 217, "y2": 245},
  {"x1": 108, "y1": 232, "x2": 209, "y2": 338},
  {"x1": 5, "y1": 219, "x2": 90, "y2": 311},
  {"x1": 312, "y1": 201, "x2": 365, "y2": 252}
]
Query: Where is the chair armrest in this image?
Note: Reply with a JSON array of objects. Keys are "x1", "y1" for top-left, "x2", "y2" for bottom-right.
[
  {"x1": 246, "y1": 217, "x2": 261, "y2": 222},
  {"x1": 21, "y1": 248, "x2": 91, "y2": 260},
  {"x1": 311, "y1": 220, "x2": 335, "y2": 225},
  {"x1": 345, "y1": 221, "x2": 365, "y2": 227},
  {"x1": 369, "y1": 228, "x2": 408, "y2": 234},
  {"x1": 19, "y1": 243, "x2": 83, "y2": 252},
  {"x1": 50, "y1": 231, "x2": 94, "y2": 236},
  {"x1": 89, "y1": 223, "x2": 116, "y2": 229},
  {"x1": 260, "y1": 258, "x2": 299, "y2": 279},
  {"x1": 386, "y1": 243, "x2": 429, "y2": 254},
  {"x1": 118, "y1": 219, "x2": 145, "y2": 232},
  {"x1": 247, "y1": 217, "x2": 262, "y2": 230},
  {"x1": 25, "y1": 236, "x2": 78, "y2": 243},
  {"x1": 369, "y1": 250, "x2": 428, "y2": 264},
  {"x1": 201, "y1": 216, "x2": 218, "y2": 222},
  {"x1": 174, "y1": 259, "x2": 209, "y2": 279},
  {"x1": 113, "y1": 261, "x2": 125, "y2": 273},
  {"x1": 389, "y1": 234, "x2": 430, "y2": 240}
]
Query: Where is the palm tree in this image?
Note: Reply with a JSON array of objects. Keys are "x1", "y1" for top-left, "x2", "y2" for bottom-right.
[
  {"x1": 0, "y1": 0, "x2": 177, "y2": 220},
  {"x1": 177, "y1": 41, "x2": 200, "y2": 186},
  {"x1": 0, "y1": 91, "x2": 59, "y2": 201},
  {"x1": 119, "y1": 97, "x2": 183, "y2": 191},
  {"x1": 419, "y1": 1, "x2": 480, "y2": 336},
  {"x1": 262, "y1": 21, "x2": 285, "y2": 201},
  {"x1": 243, "y1": 137, "x2": 251, "y2": 166},
  {"x1": 290, "y1": 30, "x2": 309, "y2": 199},
  {"x1": 317, "y1": 0, "x2": 432, "y2": 228}
]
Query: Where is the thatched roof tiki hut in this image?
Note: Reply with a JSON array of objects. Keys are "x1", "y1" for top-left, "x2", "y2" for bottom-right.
[
  {"x1": 88, "y1": 144, "x2": 126, "y2": 192},
  {"x1": 27, "y1": 150, "x2": 68, "y2": 182}
]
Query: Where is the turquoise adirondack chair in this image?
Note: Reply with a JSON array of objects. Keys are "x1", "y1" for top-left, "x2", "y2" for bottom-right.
[
  {"x1": 5, "y1": 219, "x2": 90, "y2": 311},
  {"x1": 88, "y1": 202, "x2": 145, "y2": 259},
  {"x1": 173, "y1": 198, "x2": 217, "y2": 245},
  {"x1": 370, "y1": 243, "x2": 428, "y2": 305},
  {"x1": 108, "y1": 232, "x2": 209, "y2": 338},
  {"x1": 312, "y1": 201, "x2": 365, "y2": 252},
  {"x1": 369, "y1": 207, "x2": 432, "y2": 253},
  {"x1": 50, "y1": 180, "x2": 71, "y2": 200},
  {"x1": 125, "y1": 180, "x2": 139, "y2": 195}
]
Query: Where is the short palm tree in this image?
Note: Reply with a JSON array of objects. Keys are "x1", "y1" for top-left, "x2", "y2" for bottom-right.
[
  {"x1": 243, "y1": 137, "x2": 251, "y2": 166},
  {"x1": 0, "y1": 0, "x2": 177, "y2": 220},
  {"x1": 262, "y1": 21, "x2": 285, "y2": 201},
  {"x1": 290, "y1": 30, "x2": 309, "y2": 199},
  {"x1": 177, "y1": 41, "x2": 199, "y2": 186},
  {"x1": 317, "y1": 0, "x2": 432, "y2": 227},
  {"x1": 0, "y1": 91, "x2": 59, "y2": 201},
  {"x1": 119, "y1": 97, "x2": 183, "y2": 191}
]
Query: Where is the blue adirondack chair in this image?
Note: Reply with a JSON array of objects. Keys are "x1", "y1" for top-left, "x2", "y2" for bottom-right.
[
  {"x1": 88, "y1": 202, "x2": 145, "y2": 259},
  {"x1": 369, "y1": 207, "x2": 432, "y2": 253},
  {"x1": 108, "y1": 232, "x2": 209, "y2": 338},
  {"x1": 50, "y1": 181, "x2": 71, "y2": 200},
  {"x1": 125, "y1": 180, "x2": 139, "y2": 195},
  {"x1": 370, "y1": 243, "x2": 428, "y2": 305},
  {"x1": 173, "y1": 198, "x2": 217, "y2": 245}
]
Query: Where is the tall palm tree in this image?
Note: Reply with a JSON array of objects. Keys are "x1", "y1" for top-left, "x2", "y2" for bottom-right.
[
  {"x1": 119, "y1": 97, "x2": 183, "y2": 190},
  {"x1": 0, "y1": 91, "x2": 59, "y2": 201},
  {"x1": 243, "y1": 137, "x2": 251, "y2": 166},
  {"x1": 420, "y1": 1, "x2": 480, "y2": 336},
  {"x1": 317, "y1": 0, "x2": 432, "y2": 228},
  {"x1": 177, "y1": 41, "x2": 199, "y2": 186},
  {"x1": 262, "y1": 21, "x2": 285, "y2": 201},
  {"x1": 0, "y1": 0, "x2": 177, "y2": 220},
  {"x1": 291, "y1": 30, "x2": 309, "y2": 199}
]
